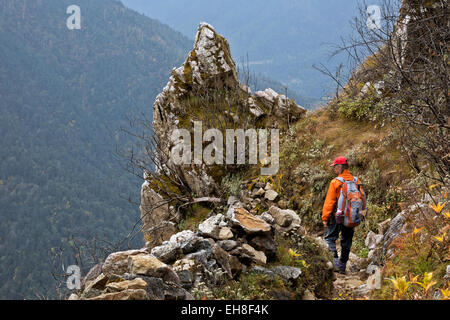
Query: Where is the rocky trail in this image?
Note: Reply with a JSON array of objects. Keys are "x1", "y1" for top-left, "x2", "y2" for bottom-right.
[{"x1": 312, "y1": 235, "x2": 370, "y2": 300}]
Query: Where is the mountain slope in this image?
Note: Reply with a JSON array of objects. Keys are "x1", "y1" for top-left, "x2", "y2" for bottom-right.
[{"x1": 0, "y1": 0, "x2": 191, "y2": 299}]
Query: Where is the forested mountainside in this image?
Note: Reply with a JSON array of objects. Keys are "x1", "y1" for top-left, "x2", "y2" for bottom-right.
[{"x1": 0, "y1": 0, "x2": 192, "y2": 299}]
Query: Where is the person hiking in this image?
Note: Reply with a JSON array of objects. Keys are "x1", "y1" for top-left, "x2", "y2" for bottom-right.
[{"x1": 322, "y1": 156, "x2": 366, "y2": 274}]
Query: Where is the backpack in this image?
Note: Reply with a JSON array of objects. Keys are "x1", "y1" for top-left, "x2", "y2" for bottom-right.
[{"x1": 335, "y1": 177, "x2": 366, "y2": 227}]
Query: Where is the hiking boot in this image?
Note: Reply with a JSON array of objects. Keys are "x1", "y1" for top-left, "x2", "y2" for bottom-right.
[{"x1": 334, "y1": 259, "x2": 346, "y2": 274}]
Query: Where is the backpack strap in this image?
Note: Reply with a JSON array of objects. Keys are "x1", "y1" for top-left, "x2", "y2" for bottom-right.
[
  {"x1": 335, "y1": 177, "x2": 346, "y2": 214},
  {"x1": 353, "y1": 176, "x2": 367, "y2": 210},
  {"x1": 336, "y1": 177, "x2": 345, "y2": 184}
]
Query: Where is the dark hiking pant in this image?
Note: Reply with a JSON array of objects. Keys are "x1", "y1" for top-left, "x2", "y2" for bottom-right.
[{"x1": 324, "y1": 215, "x2": 354, "y2": 263}]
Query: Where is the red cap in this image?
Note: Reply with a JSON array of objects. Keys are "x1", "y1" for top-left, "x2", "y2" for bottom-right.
[{"x1": 330, "y1": 156, "x2": 348, "y2": 167}]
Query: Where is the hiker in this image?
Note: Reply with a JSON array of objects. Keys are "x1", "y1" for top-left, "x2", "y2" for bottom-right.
[{"x1": 322, "y1": 156, "x2": 366, "y2": 274}]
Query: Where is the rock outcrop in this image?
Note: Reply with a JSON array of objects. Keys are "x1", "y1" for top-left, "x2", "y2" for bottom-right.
[{"x1": 140, "y1": 22, "x2": 306, "y2": 245}]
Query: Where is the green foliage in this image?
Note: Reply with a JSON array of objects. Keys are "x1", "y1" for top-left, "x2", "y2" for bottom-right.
[
  {"x1": 337, "y1": 90, "x2": 401, "y2": 124},
  {"x1": 274, "y1": 232, "x2": 334, "y2": 299},
  {"x1": 221, "y1": 173, "x2": 243, "y2": 197},
  {"x1": 179, "y1": 203, "x2": 212, "y2": 231},
  {"x1": 212, "y1": 272, "x2": 287, "y2": 300},
  {"x1": 337, "y1": 94, "x2": 378, "y2": 121}
]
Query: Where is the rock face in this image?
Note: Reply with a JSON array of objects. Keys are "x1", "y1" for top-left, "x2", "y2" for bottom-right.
[{"x1": 140, "y1": 181, "x2": 177, "y2": 246}]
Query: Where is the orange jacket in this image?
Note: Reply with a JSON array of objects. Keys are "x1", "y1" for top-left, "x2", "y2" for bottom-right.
[{"x1": 322, "y1": 169, "x2": 364, "y2": 222}]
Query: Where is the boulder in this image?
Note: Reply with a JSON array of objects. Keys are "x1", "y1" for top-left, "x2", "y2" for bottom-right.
[
  {"x1": 366, "y1": 265, "x2": 382, "y2": 290},
  {"x1": 264, "y1": 190, "x2": 279, "y2": 201},
  {"x1": 228, "y1": 207, "x2": 271, "y2": 234},
  {"x1": 102, "y1": 249, "x2": 147, "y2": 275},
  {"x1": 105, "y1": 278, "x2": 148, "y2": 292},
  {"x1": 377, "y1": 210, "x2": 409, "y2": 259},
  {"x1": 314, "y1": 236, "x2": 330, "y2": 251},
  {"x1": 249, "y1": 235, "x2": 277, "y2": 261},
  {"x1": 229, "y1": 255, "x2": 243, "y2": 278},
  {"x1": 232, "y1": 243, "x2": 267, "y2": 265},
  {"x1": 378, "y1": 218, "x2": 392, "y2": 235},
  {"x1": 68, "y1": 293, "x2": 79, "y2": 300},
  {"x1": 82, "y1": 263, "x2": 103, "y2": 288},
  {"x1": 198, "y1": 214, "x2": 225, "y2": 239},
  {"x1": 253, "y1": 188, "x2": 266, "y2": 197},
  {"x1": 217, "y1": 240, "x2": 238, "y2": 251},
  {"x1": 365, "y1": 231, "x2": 383, "y2": 250},
  {"x1": 162, "y1": 281, "x2": 193, "y2": 300},
  {"x1": 170, "y1": 230, "x2": 196, "y2": 246},
  {"x1": 272, "y1": 266, "x2": 302, "y2": 283},
  {"x1": 82, "y1": 273, "x2": 109, "y2": 298},
  {"x1": 88, "y1": 289, "x2": 148, "y2": 300},
  {"x1": 268, "y1": 206, "x2": 302, "y2": 232},
  {"x1": 269, "y1": 207, "x2": 292, "y2": 227},
  {"x1": 185, "y1": 249, "x2": 212, "y2": 266},
  {"x1": 218, "y1": 227, "x2": 234, "y2": 240},
  {"x1": 182, "y1": 168, "x2": 216, "y2": 197},
  {"x1": 212, "y1": 244, "x2": 233, "y2": 278},
  {"x1": 172, "y1": 259, "x2": 197, "y2": 287},
  {"x1": 142, "y1": 276, "x2": 165, "y2": 300},
  {"x1": 145, "y1": 222, "x2": 178, "y2": 249},
  {"x1": 248, "y1": 97, "x2": 265, "y2": 118},
  {"x1": 170, "y1": 230, "x2": 201, "y2": 254},
  {"x1": 150, "y1": 241, "x2": 182, "y2": 264},
  {"x1": 260, "y1": 212, "x2": 275, "y2": 225},
  {"x1": 249, "y1": 265, "x2": 276, "y2": 280},
  {"x1": 127, "y1": 255, "x2": 180, "y2": 284},
  {"x1": 227, "y1": 196, "x2": 241, "y2": 206}
]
